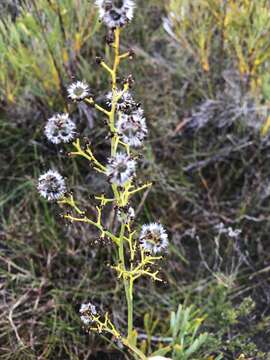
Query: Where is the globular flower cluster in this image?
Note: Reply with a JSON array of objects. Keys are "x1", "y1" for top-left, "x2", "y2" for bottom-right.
[
  {"x1": 38, "y1": 170, "x2": 66, "y2": 201},
  {"x1": 107, "y1": 89, "x2": 140, "y2": 114},
  {"x1": 116, "y1": 109, "x2": 148, "y2": 148},
  {"x1": 79, "y1": 302, "x2": 98, "y2": 325},
  {"x1": 140, "y1": 223, "x2": 168, "y2": 254},
  {"x1": 95, "y1": 0, "x2": 135, "y2": 28},
  {"x1": 106, "y1": 152, "x2": 136, "y2": 186},
  {"x1": 45, "y1": 113, "x2": 76, "y2": 144},
  {"x1": 107, "y1": 89, "x2": 148, "y2": 148},
  {"x1": 67, "y1": 81, "x2": 90, "y2": 101}
]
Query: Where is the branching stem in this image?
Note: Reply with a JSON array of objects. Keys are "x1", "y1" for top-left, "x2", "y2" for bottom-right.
[{"x1": 61, "y1": 26, "x2": 159, "y2": 360}]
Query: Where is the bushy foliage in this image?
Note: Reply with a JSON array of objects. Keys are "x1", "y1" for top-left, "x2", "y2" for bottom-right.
[{"x1": 0, "y1": 0, "x2": 99, "y2": 107}]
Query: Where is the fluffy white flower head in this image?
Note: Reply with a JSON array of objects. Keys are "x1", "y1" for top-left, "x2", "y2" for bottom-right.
[
  {"x1": 95, "y1": 0, "x2": 135, "y2": 28},
  {"x1": 107, "y1": 89, "x2": 139, "y2": 114},
  {"x1": 116, "y1": 109, "x2": 148, "y2": 147},
  {"x1": 106, "y1": 152, "x2": 136, "y2": 186},
  {"x1": 67, "y1": 81, "x2": 90, "y2": 101},
  {"x1": 140, "y1": 223, "x2": 168, "y2": 254},
  {"x1": 79, "y1": 302, "x2": 97, "y2": 325},
  {"x1": 45, "y1": 113, "x2": 76, "y2": 144},
  {"x1": 38, "y1": 170, "x2": 66, "y2": 201}
]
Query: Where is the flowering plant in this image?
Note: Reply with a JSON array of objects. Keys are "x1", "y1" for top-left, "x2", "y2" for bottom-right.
[{"x1": 38, "y1": 1, "x2": 169, "y2": 359}]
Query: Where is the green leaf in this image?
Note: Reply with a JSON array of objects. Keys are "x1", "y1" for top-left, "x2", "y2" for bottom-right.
[
  {"x1": 150, "y1": 346, "x2": 172, "y2": 357},
  {"x1": 184, "y1": 333, "x2": 208, "y2": 358}
]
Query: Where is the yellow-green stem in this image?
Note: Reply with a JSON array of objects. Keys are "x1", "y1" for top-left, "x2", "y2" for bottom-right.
[
  {"x1": 110, "y1": 27, "x2": 121, "y2": 157},
  {"x1": 108, "y1": 27, "x2": 143, "y2": 358},
  {"x1": 118, "y1": 222, "x2": 133, "y2": 340},
  {"x1": 123, "y1": 339, "x2": 147, "y2": 360}
]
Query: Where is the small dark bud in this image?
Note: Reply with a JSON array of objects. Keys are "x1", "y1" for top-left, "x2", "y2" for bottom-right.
[
  {"x1": 105, "y1": 132, "x2": 115, "y2": 140},
  {"x1": 123, "y1": 74, "x2": 135, "y2": 88},
  {"x1": 128, "y1": 48, "x2": 135, "y2": 59},
  {"x1": 106, "y1": 30, "x2": 115, "y2": 45},
  {"x1": 83, "y1": 136, "x2": 90, "y2": 144},
  {"x1": 96, "y1": 56, "x2": 102, "y2": 65}
]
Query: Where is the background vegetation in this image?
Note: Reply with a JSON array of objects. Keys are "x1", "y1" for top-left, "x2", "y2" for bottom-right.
[{"x1": 1, "y1": 0, "x2": 270, "y2": 359}]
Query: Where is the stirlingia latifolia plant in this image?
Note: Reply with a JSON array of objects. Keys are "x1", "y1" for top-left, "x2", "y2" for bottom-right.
[{"x1": 37, "y1": 1, "x2": 168, "y2": 358}]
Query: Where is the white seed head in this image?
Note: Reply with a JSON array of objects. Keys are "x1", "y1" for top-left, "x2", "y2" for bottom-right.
[
  {"x1": 79, "y1": 302, "x2": 97, "y2": 325},
  {"x1": 37, "y1": 170, "x2": 66, "y2": 201},
  {"x1": 106, "y1": 152, "x2": 136, "y2": 186},
  {"x1": 95, "y1": 0, "x2": 135, "y2": 28},
  {"x1": 107, "y1": 89, "x2": 139, "y2": 114},
  {"x1": 116, "y1": 109, "x2": 148, "y2": 147},
  {"x1": 117, "y1": 206, "x2": 135, "y2": 223},
  {"x1": 67, "y1": 81, "x2": 90, "y2": 101},
  {"x1": 45, "y1": 113, "x2": 76, "y2": 144},
  {"x1": 140, "y1": 223, "x2": 168, "y2": 254}
]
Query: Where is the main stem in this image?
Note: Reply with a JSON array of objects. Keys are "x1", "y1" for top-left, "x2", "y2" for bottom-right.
[
  {"x1": 110, "y1": 27, "x2": 120, "y2": 157},
  {"x1": 109, "y1": 28, "x2": 134, "y2": 344},
  {"x1": 118, "y1": 223, "x2": 134, "y2": 341}
]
